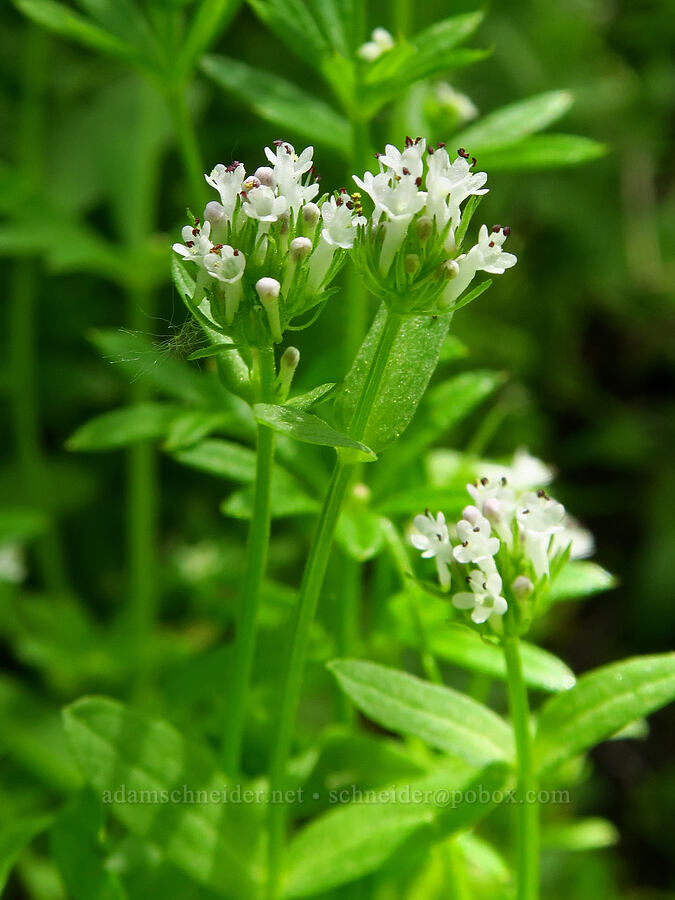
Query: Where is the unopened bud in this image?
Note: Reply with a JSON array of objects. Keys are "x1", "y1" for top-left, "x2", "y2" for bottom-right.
[
  {"x1": 256, "y1": 277, "x2": 282, "y2": 343},
  {"x1": 512, "y1": 575, "x2": 534, "y2": 600},
  {"x1": 405, "y1": 253, "x2": 420, "y2": 275},
  {"x1": 203, "y1": 201, "x2": 228, "y2": 240},
  {"x1": 416, "y1": 215, "x2": 433, "y2": 244},
  {"x1": 254, "y1": 166, "x2": 276, "y2": 187},
  {"x1": 256, "y1": 277, "x2": 280, "y2": 301},
  {"x1": 278, "y1": 346, "x2": 300, "y2": 399},
  {"x1": 462, "y1": 505, "x2": 481, "y2": 525},
  {"x1": 441, "y1": 258, "x2": 460, "y2": 280},
  {"x1": 483, "y1": 498, "x2": 502, "y2": 521},
  {"x1": 302, "y1": 202, "x2": 320, "y2": 227},
  {"x1": 290, "y1": 236, "x2": 313, "y2": 262}
]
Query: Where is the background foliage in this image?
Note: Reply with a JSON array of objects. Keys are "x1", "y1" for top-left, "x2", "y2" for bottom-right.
[{"x1": 0, "y1": 0, "x2": 673, "y2": 897}]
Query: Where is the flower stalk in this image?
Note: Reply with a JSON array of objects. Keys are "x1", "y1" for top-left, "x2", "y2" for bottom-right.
[
  {"x1": 223, "y1": 345, "x2": 277, "y2": 776},
  {"x1": 267, "y1": 308, "x2": 403, "y2": 897}
]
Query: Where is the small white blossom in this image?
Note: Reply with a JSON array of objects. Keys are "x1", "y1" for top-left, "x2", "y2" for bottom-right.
[
  {"x1": 203, "y1": 244, "x2": 245, "y2": 284},
  {"x1": 205, "y1": 162, "x2": 245, "y2": 219},
  {"x1": 467, "y1": 477, "x2": 516, "y2": 548},
  {"x1": 517, "y1": 490, "x2": 566, "y2": 578},
  {"x1": 357, "y1": 27, "x2": 395, "y2": 62},
  {"x1": 264, "y1": 142, "x2": 318, "y2": 212},
  {"x1": 172, "y1": 219, "x2": 212, "y2": 264},
  {"x1": 241, "y1": 184, "x2": 288, "y2": 223},
  {"x1": 441, "y1": 223, "x2": 517, "y2": 307},
  {"x1": 411, "y1": 510, "x2": 454, "y2": 590},
  {"x1": 453, "y1": 512, "x2": 500, "y2": 565},
  {"x1": 307, "y1": 194, "x2": 366, "y2": 290},
  {"x1": 480, "y1": 448, "x2": 554, "y2": 492},
  {"x1": 378, "y1": 139, "x2": 427, "y2": 180},
  {"x1": 453, "y1": 565, "x2": 507, "y2": 624},
  {"x1": 426, "y1": 149, "x2": 488, "y2": 236}
]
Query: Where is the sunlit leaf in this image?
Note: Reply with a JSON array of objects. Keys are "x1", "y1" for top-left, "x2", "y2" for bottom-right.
[
  {"x1": 475, "y1": 134, "x2": 608, "y2": 171},
  {"x1": 549, "y1": 560, "x2": 617, "y2": 602},
  {"x1": 454, "y1": 91, "x2": 574, "y2": 152},
  {"x1": 535, "y1": 653, "x2": 675, "y2": 775},
  {"x1": 254, "y1": 404, "x2": 376, "y2": 460},
  {"x1": 171, "y1": 438, "x2": 256, "y2": 481},
  {"x1": 328, "y1": 659, "x2": 514, "y2": 765}
]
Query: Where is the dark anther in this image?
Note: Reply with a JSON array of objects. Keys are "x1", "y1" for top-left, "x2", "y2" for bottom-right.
[
  {"x1": 503, "y1": 226, "x2": 511, "y2": 237},
  {"x1": 473, "y1": 526, "x2": 480, "y2": 533},
  {"x1": 480, "y1": 476, "x2": 489, "y2": 486},
  {"x1": 402, "y1": 167, "x2": 410, "y2": 176},
  {"x1": 501, "y1": 477, "x2": 508, "y2": 486},
  {"x1": 492, "y1": 224, "x2": 502, "y2": 233},
  {"x1": 415, "y1": 177, "x2": 422, "y2": 187},
  {"x1": 471, "y1": 156, "x2": 477, "y2": 166},
  {"x1": 458, "y1": 148, "x2": 469, "y2": 158},
  {"x1": 405, "y1": 136, "x2": 414, "y2": 147},
  {"x1": 192, "y1": 228, "x2": 199, "y2": 236},
  {"x1": 488, "y1": 241, "x2": 495, "y2": 248},
  {"x1": 185, "y1": 240, "x2": 194, "y2": 248},
  {"x1": 336, "y1": 197, "x2": 344, "y2": 206},
  {"x1": 375, "y1": 152, "x2": 381, "y2": 158},
  {"x1": 437, "y1": 142, "x2": 446, "y2": 149},
  {"x1": 346, "y1": 201, "x2": 354, "y2": 209},
  {"x1": 537, "y1": 489, "x2": 549, "y2": 500},
  {"x1": 522, "y1": 509, "x2": 530, "y2": 515},
  {"x1": 233, "y1": 249, "x2": 239, "y2": 256},
  {"x1": 462, "y1": 541, "x2": 469, "y2": 548},
  {"x1": 427, "y1": 146, "x2": 435, "y2": 155},
  {"x1": 273, "y1": 139, "x2": 283, "y2": 146}
]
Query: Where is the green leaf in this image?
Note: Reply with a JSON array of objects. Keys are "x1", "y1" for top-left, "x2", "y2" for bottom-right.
[
  {"x1": 171, "y1": 438, "x2": 256, "y2": 481},
  {"x1": 334, "y1": 308, "x2": 450, "y2": 453},
  {"x1": 254, "y1": 404, "x2": 376, "y2": 461},
  {"x1": 0, "y1": 506, "x2": 48, "y2": 544},
  {"x1": 247, "y1": 0, "x2": 329, "y2": 69},
  {"x1": 542, "y1": 817, "x2": 619, "y2": 852},
  {"x1": 425, "y1": 370, "x2": 505, "y2": 431},
  {"x1": 454, "y1": 91, "x2": 574, "y2": 152},
  {"x1": 163, "y1": 410, "x2": 231, "y2": 451},
  {"x1": 0, "y1": 815, "x2": 52, "y2": 893},
  {"x1": 222, "y1": 468, "x2": 318, "y2": 518},
  {"x1": 549, "y1": 560, "x2": 616, "y2": 602},
  {"x1": 177, "y1": 0, "x2": 242, "y2": 77},
  {"x1": 201, "y1": 55, "x2": 351, "y2": 155},
  {"x1": 328, "y1": 659, "x2": 514, "y2": 766},
  {"x1": 50, "y1": 789, "x2": 124, "y2": 900},
  {"x1": 282, "y1": 759, "x2": 509, "y2": 897},
  {"x1": 535, "y1": 653, "x2": 675, "y2": 775},
  {"x1": 67, "y1": 403, "x2": 183, "y2": 451},
  {"x1": 14, "y1": 0, "x2": 146, "y2": 66},
  {"x1": 475, "y1": 134, "x2": 608, "y2": 172},
  {"x1": 285, "y1": 383, "x2": 336, "y2": 411},
  {"x1": 63, "y1": 697, "x2": 265, "y2": 898},
  {"x1": 335, "y1": 507, "x2": 387, "y2": 562},
  {"x1": 74, "y1": 0, "x2": 159, "y2": 62}
]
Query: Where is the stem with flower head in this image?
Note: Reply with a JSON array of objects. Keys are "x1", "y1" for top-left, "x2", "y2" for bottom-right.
[
  {"x1": 267, "y1": 306, "x2": 403, "y2": 897},
  {"x1": 503, "y1": 603, "x2": 540, "y2": 900},
  {"x1": 222, "y1": 345, "x2": 276, "y2": 776}
]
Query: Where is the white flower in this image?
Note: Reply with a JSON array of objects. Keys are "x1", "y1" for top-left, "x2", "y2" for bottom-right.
[
  {"x1": 551, "y1": 518, "x2": 595, "y2": 560},
  {"x1": 264, "y1": 141, "x2": 318, "y2": 212},
  {"x1": 453, "y1": 512, "x2": 500, "y2": 565},
  {"x1": 353, "y1": 169, "x2": 427, "y2": 273},
  {"x1": 203, "y1": 244, "x2": 245, "y2": 284},
  {"x1": 441, "y1": 223, "x2": 517, "y2": 307},
  {"x1": 411, "y1": 510, "x2": 454, "y2": 590},
  {"x1": 467, "y1": 477, "x2": 516, "y2": 548},
  {"x1": 241, "y1": 184, "x2": 288, "y2": 223},
  {"x1": 434, "y1": 82, "x2": 479, "y2": 124},
  {"x1": 453, "y1": 565, "x2": 507, "y2": 624},
  {"x1": 517, "y1": 490, "x2": 566, "y2": 578},
  {"x1": 205, "y1": 162, "x2": 245, "y2": 219},
  {"x1": 357, "y1": 27, "x2": 394, "y2": 62},
  {"x1": 480, "y1": 448, "x2": 554, "y2": 492},
  {"x1": 378, "y1": 138, "x2": 427, "y2": 180},
  {"x1": 307, "y1": 194, "x2": 365, "y2": 290},
  {"x1": 172, "y1": 219, "x2": 212, "y2": 264},
  {"x1": 426, "y1": 149, "x2": 488, "y2": 235}
]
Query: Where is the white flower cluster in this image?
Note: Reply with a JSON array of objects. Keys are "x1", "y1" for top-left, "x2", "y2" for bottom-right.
[
  {"x1": 173, "y1": 141, "x2": 364, "y2": 343},
  {"x1": 411, "y1": 452, "x2": 593, "y2": 627},
  {"x1": 353, "y1": 138, "x2": 516, "y2": 314}
]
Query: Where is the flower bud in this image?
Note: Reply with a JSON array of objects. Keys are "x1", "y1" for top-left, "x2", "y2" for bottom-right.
[
  {"x1": 462, "y1": 505, "x2": 481, "y2": 525},
  {"x1": 405, "y1": 253, "x2": 420, "y2": 275},
  {"x1": 278, "y1": 346, "x2": 300, "y2": 399},
  {"x1": 416, "y1": 215, "x2": 433, "y2": 244},
  {"x1": 290, "y1": 236, "x2": 313, "y2": 262},
  {"x1": 203, "y1": 201, "x2": 228, "y2": 241},
  {"x1": 254, "y1": 166, "x2": 276, "y2": 187},
  {"x1": 256, "y1": 277, "x2": 283, "y2": 343},
  {"x1": 441, "y1": 259, "x2": 460, "y2": 280},
  {"x1": 302, "y1": 202, "x2": 320, "y2": 227},
  {"x1": 512, "y1": 575, "x2": 534, "y2": 600}
]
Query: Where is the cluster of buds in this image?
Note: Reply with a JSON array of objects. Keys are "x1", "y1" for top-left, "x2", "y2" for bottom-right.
[
  {"x1": 352, "y1": 138, "x2": 516, "y2": 315},
  {"x1": 410, "y1": 451, "x2": 593, "y2": 630},
  {"x1": 173, "y1": 141, "x2": 364, "y2": 345}
]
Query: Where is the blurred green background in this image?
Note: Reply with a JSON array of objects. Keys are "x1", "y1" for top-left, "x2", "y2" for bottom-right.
[{"x1": 1, "y1": 0, "x2": 674, "y2": 896}]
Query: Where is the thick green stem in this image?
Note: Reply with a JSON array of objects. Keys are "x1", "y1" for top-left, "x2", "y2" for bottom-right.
[
  {"x1": 503, "y1": 609, "x2": 540, "y2": 900},
  {"x1": 223, "y1": 347, "x2": 277, "y2": 776},
  {"x1": 266, "y1": 309, "x2": 403, "y2": 897},
  {"x1": 9, "y1": 26, "x2": 68, "y2": 595}
]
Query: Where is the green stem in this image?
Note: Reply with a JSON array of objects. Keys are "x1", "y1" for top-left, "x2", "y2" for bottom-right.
[
  {"x1": 223, "y1": 347, "x2": 277, "y2": 776},
  {"x1": 336, "y1": 551, "x2": 360, "y2": 723},
  {"x1": 267, "y1": 308, "x2": 403, "y2": 897},
  {"x1": 9, "y1": 26, "x2": 68, "y2": 595},
  {"x1": 166, "y1": 84, "x2": 207, "y2": 208},
  {"x1": 503, "y1": 608, "x2": 540, "y2": 900}
]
